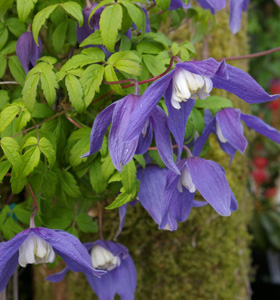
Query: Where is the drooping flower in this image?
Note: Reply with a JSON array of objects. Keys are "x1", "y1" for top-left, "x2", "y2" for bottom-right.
[
  {"x1": 82, "y1": 94, "x2": 179, "y2": 174},
  {"x1": 16, "y1": 32, "x2": 42, "y2": 74},
  {"x1": 47, "y1": 240, "x2": 137, "y2": 300},
  {"x1": 124, "y1": 58, "x2": 280, "y2": 157},
  {"x1": 196, "y1": 0, "x2": 250, "y2": 34},
  {"x1": 0, "y1": 227, "x2": 105, "y2": 292},
  {"x1": 193, "y1": 108, "x2": 280, "y2": 162}
]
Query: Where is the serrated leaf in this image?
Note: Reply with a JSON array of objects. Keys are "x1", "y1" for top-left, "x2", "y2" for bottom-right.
[
  {"x1": 137, "y1": 41, "x2": 163, "y2": 54},
  {"x1": 80, "y1": 65, "x2": 104, "y2": 107},
  {"x1": 88, "y1": 0, "x2": 115, "y2": 21},
  {"x1": 104, "y1": 65, "x2": 124, "y2": 95},
  {"x1": 6, "y1": 18, "x2": 26, "y2": 37},
  {"x1": 21, "y1": 145, "x2": 40, "y2": 177},
  {"x1": 39, "y1": 137, "x2": 56, "y2": 167},
  {"x1": 89, "y1": 159, "x2": 107, "y2": 194},
  {"x1": 0, "y1": 160, "x2": 11, "y2": 183},
  {"x1": 2, "y1": 217, "x2": 24, "y2": 239},
  {"x1": 79, "y1": 30, "x2": 103, "y2": 47},
  {"x1": 0, "y1": 55, "x2": 7, "y2": 78},
  {"x1": 8, "y1": 56, "x2": 26, "y2": 86},
  {"x1": 31, "y1": 103, "x2": 55, "y2": 118},
  {"x1": 17, "y1": 0, "x2": 38, "y2": 22},
  {"x1": 15, "y1": 108, "x2": 31, "y2": 132},
  {"x1": 108, "y1": 172, "x2": 121, "y2": 183},
  {"x1": 68, "y1": 131, "x2": 90, "y2": 167},
  {"x1": 65, "y1": 74, "x2": 85, "y2": 113},
  {"x1": 115, "y1": 59, "x2": 141, "y2": 76},
  {"x1": 52, "y1": 21, "x2": 68, "y2": 53},
  {"x1": 119, "y1": 1, "x2": 142, "y2": 30},
  {"x1": 1, "y1": 41, "x2": 16, "y2": 55},
  {"x1": 155, "y1": 0, "x2": 171, "y2": 11},
  {"x1": 10, "y1": 170, "x2": 27, "y2": 194},
  {"x1": 32, "y1": 4, "x2": 58, "y2": 45},
  {"x1": 38, "y1": 56, "x2": 57, "y2": 65},
  {"x1": 101, "y1": 154, "x2": 115, "y2": 181},
  {"x1": 0, "y1": 105, "x2": 20, "y2": 133},
  {"x1": 100, "y1": 4, "x2": 122, "y2": 53},
  {"x1": 14, "y1": 203, "x2": 32, "y2": 225},
  {"x1": 0, "y1": 90, "x2": 9, "y2": 110},
  {"x1": 106, "y1": 188, "x2": 134, "y2": 209},
  {"x1": 120, "y1": 160, "x2": 137, "y2": 193},
  {"x1": 195, "y1": 96, "x2": 233, "y2": 109},
  {"x1": 108, "y1": 51, "x2": 141, "y2": 65},
  {"x1": 60, "y1": 2, "x2": 83, "y2": 27},
  {"x1": 22, "y1": 73, "x2": 40, "y2": 112},
  {"x1": 77, "y1": 213, "x2": 98, "y2": 233},
  {"x1": 42, "y1": 170, "x2": 57, "y2": 197},
  {"x1": 134, "y1": 154, "x2": 146, "y2": 169},
  {"x1": 41, "y1": 68, "x2": 58, "y2": 107},
  {"x1": 0, "y1": 0, "x2": 14, "y2": 19},
  {"x1": 60, "y1": 170, "x2": 81, "y2": 197},
  {"x1": 1, "y1": 137, "x2": 22, "y2": 176},
  {"x1": 0, "y1": 27, "x2": 8, "y2": 51},
  {"x1": 143, "y1": 54, "x2": 166, "y2": 77}
]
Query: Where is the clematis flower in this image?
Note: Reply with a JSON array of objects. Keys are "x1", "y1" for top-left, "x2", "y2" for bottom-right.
[
  {"x1": 196, "y1": 0, "x2": 250, "y2": 34},
  {"x1": 16, "y1": 32, "x2": 42, "y2": 74},
  {"x1": 0, "y1": 227, "x2": 105, "y2": 292},
  {"x1": 47, "y1": 240, "x2": 137, "y2": 300},
  {"x1": 82, "y1": 94, "x2": 179, "y2": 174},
  {"x1": 124, "y1": 58, "x2": 280, "y2": 158},
  {"x1": 193, "y1": 108, "x2": 280, "y2": 162}
]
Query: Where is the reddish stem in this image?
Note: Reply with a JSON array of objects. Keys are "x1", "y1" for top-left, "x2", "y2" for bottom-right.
[
  {"x1": 27, "y1": 183, "x2": 39, "y2": 228},
  {"x1": 66, "y1": 116, "x2": 83, "y2": 128},
  {"x1": 97, "y1": 202, "x2": 104, "y2": 240}
]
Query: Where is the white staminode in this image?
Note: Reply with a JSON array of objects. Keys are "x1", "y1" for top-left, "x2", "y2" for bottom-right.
[
  {"x1": 172, "y1": 69, "x2": 213, "y2": 109},
  {"x1": 216, "y1": 121, "x2": 227, "y2": 143},
  {"x1": 177, "y1": 165, "x2": 196, "y2": 193},
  {"x1": 18, "y1": 235, "x2": 55, "y2": 267},
  {"x1": 141, "y1": 119, "x2": 150, "y2": 137},
  {"x1": 90, "y1": 245, "x2": 121, "y2": 271}
]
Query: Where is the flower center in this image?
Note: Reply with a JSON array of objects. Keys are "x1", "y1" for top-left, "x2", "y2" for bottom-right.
[
  {"x1": 216, "y1": 121, "x2": 227, "y2": 143},
  {"x1": 171, "y1": 69, "x2": 213, "y2": 109},
  {"x1": 18, "y1": 235, "x2": 55, "y2": 267},
  {"x1": 90, "y1": 245, "x2": 121, "y2": 271},
  {"x1": 177, "y1": 165, "x2": 196, "y2": 193}
]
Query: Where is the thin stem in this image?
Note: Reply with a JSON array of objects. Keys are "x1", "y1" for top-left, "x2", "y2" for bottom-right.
[
  {"x1": 66, "y1": 116, "x2": 83, "y2": 128},
  {"x1": 27, "y1": 183, "x2": 39, "y2": 228},
  {"x1": 97, "y1": 202, "x2": 104, "y2": 240},
  {"x1": 149, "y1": 144, "x2": 193, "y2": 157},
  {"x1": 0, "y1": 81, "x2": 19, "y2": 85},
  {"x1": 86, "y1": 0, "x2": 92, "y2": 9},
  {"x1": 104, "y1": 79, "x2": 140, "y2": 95},
  {"x1": 217, "y1": 46, "x2": 280, "y2": 62},
  {"x1": 13, "y1": 268, "x2": 18, "y2": 300}
]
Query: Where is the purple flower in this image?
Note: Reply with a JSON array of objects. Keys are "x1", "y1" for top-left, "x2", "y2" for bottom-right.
[
  {"x1": 193, "y1": 108, "x2": 280, "y2": 162},
  {"x1": 16, "y1": 32, "x2": 42, "y2": 74},
  {"x1": 47, "y1": 240, "x2": 137, "y2": 300},
  {"x1": 82, "y1": 94, "x2": 179, "y2": 174},
  {"x1": 0, "y1": 227, "x2": 105, "y2": 292},
  {"x1": 196, "y1": 0, "x2": 250, "y2": 34},
  {"x1": 124, "y1": 58, "x2": 280, "y2": 158}
]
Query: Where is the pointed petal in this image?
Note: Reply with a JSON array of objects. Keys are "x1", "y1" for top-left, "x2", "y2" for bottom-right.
[
  {"x1": 218, "y1": 141, "x2": 237, "y2": 164},
  {"x1": 193, "y1": 117, "x2": 216, "y2": 156},
  {"x1": 137, "y1": 165, "x2": 168, "y2": 226},
  {"x1": 196, "y1": 0, "x2": 226, "y2": 13},
  {"x1": 46, "y1": 267, "x2": 69, "y2": 282},
  {"x1": 240, "y1": 113, "x2": 280, "y2": 143},
  {"x1": 109, "y1": 95, "x2": 140, "y2": 171},
  {"x1": 82, "y1": 102, "x2": 116, "y2": 157},
  {"x1": 216, "y1": 108, "x2": 247, "y2": 153},
  {"x1": 0, "y1": 230, "x2": 29, "y2": 292},
  {"x1": 33, "y1": 227, "x2": 105, "y2": 277},
  {"x1": 193, "y1": 200, "x2": 208, "y2": 207},
  {"x1": 124, "y1": 70, "x2": 175, "y2": 142},
  {"x1": 135, "y1": 121, "x2": 153, "y2": 155},
  {"x1": 186, "y1": 157, "x2": 231, "y2": 216},
  {"x1": 229, "y1": 0, "x2": 245, "y2": 34},
  {"x1": 150, "y1": 106, "x2": 180, "y2": 174},
  {"x1": 30, "y1": 36, "x2": 42, "y2": 68},
  {"x1": 165, "y1": 81, "x2": 195, "y2": 159},
  {"x1": 230, "y1": 191, "x2": 238, "y2": 212}
]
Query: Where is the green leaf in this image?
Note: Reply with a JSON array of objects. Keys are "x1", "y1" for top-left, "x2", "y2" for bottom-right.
[
  {"x1": 0, "y1": 0, "x2": 14, "y2": 19},
  {"x1": 22, "y1": 73, "x2": 40, "y2": 112},
  {"x1": 10, "y1": 170, "x2": 27, "y2": 194},
  {"x1": 52, "y1": 21, "x2": 68, "y2": 53},
  {"x1": 0, "y1": 160, "x2": 11, "y2": 183},
  {"x1": 0, "y1": 55, "x2": 7, "y2": 78},
  {"x1": 154, "y1": 0, "x2": 170, "y2": 10},
  {"x1": 120, "y1": 35, "x2": 131, "y2": 51},
  {"x1": 77, "y1": 213, "x2": 98, "y2": 233},
  {"x1": 108, "y1": 51, "x2": 141, "y2": 65},
  {"x1": 88, "y1": 0, "x2": 115, "y2": 21},
  {"x1": 32, "y1": 4, "x2": 58, "y2": 45},
  {"x1": 14, "y1": 203, "x2": 32, "y2": 225},
  {"x1": 104, "y1": 65, "x2": 125, "y2": 95},
  {"x1": 2, "y1": 217, "x2": 23, "y2": 239},
  {"x1": 41, "y1": 68, "x2": 58, "y2": 107},
  {"x1": 134, "y1": 154, "x2": 146, "y2": 169},
  {"x1": 120, "y1": 160, "x2": 137, "y2": 193},
  {"x1": 79, "y1": 30, "x2": 103, "y2": 47},
  {"x1": 39, "y1": 137, "x2": 56, "y2": 167},
  {"x1": 143, "y1": 54, "x2": 166, "y2": 77},
  {"x1": 0, "y1": 90, "x2": 9, "y2": 110},
  {"x1": 6, "y1": 18, "x2": 26, "y2": 37},
  {"x1": 80, "y1": 65, "x2": 104, "y2": 107},
  {"x1": 42, "y1": 170, "x2": 57, "y2": 197},
  {"x1": 1, "y1": 137, "x2": 22, "y2": 176},
  {"x1": 38, "y1": 56, "x2": 57, "y2": 65},
  {"x1": 89, "y1": 159, "x2": 107, "y2": 194},
  {"x1": 65, "y1": 74, "x2": 85, "y2": 113},
  {"x1": 194, "y1": 96, "x2": 233, "y2": 109},
  {"x1": 119, "y1": 1, "x2": 142, "y2": 30},
  {"x1": 190, "y1": 108, "x2": 204, "y2": 134},
  {"x1": 60, "y1": 2, "x2": 83, "y2": 27},
  {"x1": 17, "y1": 0, "x2": 38, "y2": 22},
  {"x1": 0, "y1": 27, "x2": 8, "y2": 51},
  {"x1": 8, "y1": 56, "x2": 26, "y2": 86},
  {"x1": 106, "y1": 187, "x2": 134, "y2": 209},
  {"x1": 31, "y1": 103, "x2": 55, "y2": 118},
  {"x1": 101, "y1": 154, "x2": 115, "y2": 181},
  {"x1": 1, "y1": 41, "x2": 16, "y2": 55},
  {"x1": 15, "y1": 108, "x2": 31, "y2": 132},
  {"x1": 0, "y1": 104, "x2": 20, "y2": 134},
  {"x1": 100, "y1": 4, "x2": 123, "y2": 53},
  {"x1": 115, "y1": 59, "x2": 141, "y2": 76},
  {"x1": 60, "y1": 170, "x2": 81, "y2": 198},
  {"x1": 137, "y1": 41, "x2": 164, "y2": 54},
  {"x1": 21, "y1": 145, "x2": 40, "y2": 177}
]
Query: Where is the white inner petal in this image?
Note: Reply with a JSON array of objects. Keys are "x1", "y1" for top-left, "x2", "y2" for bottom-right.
[
  {"x1": 216, "y1": 121, "x2": 227, "y2": 143},
  {"x1": 90, "y1": 245, "x2": 121, "y2": 271},
  {"x1": 180, "y1": 165, "x2": 196, "y2": 193},
  {"x1": 18, "y1": 235, "x2": 55, "y2": 267},
  {"x1": 171, "y1": 68, "x2": 213, "y2": 109}
]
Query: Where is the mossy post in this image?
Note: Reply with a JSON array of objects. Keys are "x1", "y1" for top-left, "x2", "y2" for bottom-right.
[{"x1": 34, "y1": 7, "x2": 253, "y2": 300}]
